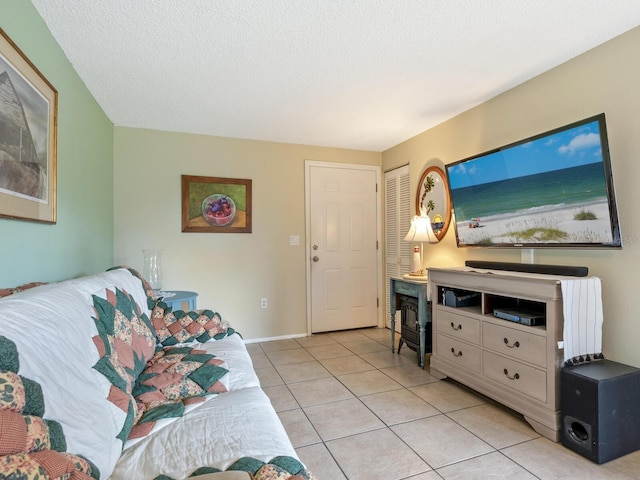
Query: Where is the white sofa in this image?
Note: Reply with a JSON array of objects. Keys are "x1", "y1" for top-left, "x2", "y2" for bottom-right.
[{"x1": 0, "y1": 267, "x2": 314, "y2": 480}]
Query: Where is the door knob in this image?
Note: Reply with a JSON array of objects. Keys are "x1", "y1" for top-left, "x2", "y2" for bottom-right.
[
  {"x1": 312, "y1": 256, "x2": 319, "y2": 262},
  {"x1": 313, "y1": 244, "x2": 319, "y2": 250}
]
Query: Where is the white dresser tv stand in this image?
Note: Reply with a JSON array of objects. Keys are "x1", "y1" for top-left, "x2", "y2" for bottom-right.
[{"x1": 429, "y1": 266, "x2": 570, "y2": 441}]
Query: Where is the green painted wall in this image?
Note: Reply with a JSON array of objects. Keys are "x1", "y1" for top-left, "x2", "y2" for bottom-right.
[{"x1": 0, "y1": 1, "x2": 114, "y2": 285}]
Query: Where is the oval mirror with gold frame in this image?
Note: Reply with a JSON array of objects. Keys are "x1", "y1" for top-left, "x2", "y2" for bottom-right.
[{"x1": 415, "y1": 166, "x2": 451, "y2": 241}]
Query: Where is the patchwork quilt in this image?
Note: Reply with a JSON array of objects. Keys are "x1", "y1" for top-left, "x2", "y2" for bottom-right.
[
  {"x1": 0, "y1": 336, "x2": 99, "y2": 479},
  {"x1": 0, "y1": 267, "x2": 313, "y2": 480},
  {"x1": 155, "y1": 456, "x2": 316, "y2": 479}
]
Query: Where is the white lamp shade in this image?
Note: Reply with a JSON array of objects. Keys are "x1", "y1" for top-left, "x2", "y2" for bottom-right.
[{"x1": 404, "y1": 215, "x2": 438, "y2": 243}]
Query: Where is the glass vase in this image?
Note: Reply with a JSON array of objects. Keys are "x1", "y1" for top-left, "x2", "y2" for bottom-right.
[{"x1": 142, "y1": 249, "x2": 163, "y2": 291}]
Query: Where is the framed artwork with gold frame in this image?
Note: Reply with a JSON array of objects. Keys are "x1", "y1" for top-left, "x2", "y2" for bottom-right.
[
  {"x1": 415, "y1": 165, "x2": 451, "y2": 241},
  {"x1": 181, "y1": 175, "x2": 252, "y2": 233},
  {"x1": 0, "y1": 28, "x2": 58, "y2": 224}
]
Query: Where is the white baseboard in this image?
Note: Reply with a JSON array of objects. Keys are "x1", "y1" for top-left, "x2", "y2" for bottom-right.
[{"x1": 243, "y1": 332, "x2": 308, "y2": 344}]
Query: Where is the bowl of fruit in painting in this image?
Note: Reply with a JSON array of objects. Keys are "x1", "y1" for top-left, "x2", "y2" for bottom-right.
[{"x1": 202, "y1": 194, "x2": 236, "y2": 226}]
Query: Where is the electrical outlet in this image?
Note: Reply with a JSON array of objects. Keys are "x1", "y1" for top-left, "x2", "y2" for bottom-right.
[{"x1": 260, "y1": 298, "x2": 268, "y2": 309}]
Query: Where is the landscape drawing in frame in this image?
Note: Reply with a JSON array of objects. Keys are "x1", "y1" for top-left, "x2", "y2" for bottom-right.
[
  {"x1": 181, "y1": 175, "x2": 252, "y2": 233},
  {"x1": 0, "y1": 28, "x2": 57, "y2": 224}
]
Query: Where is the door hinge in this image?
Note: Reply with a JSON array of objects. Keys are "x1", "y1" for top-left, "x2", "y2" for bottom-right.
[
  {"x1": 376, "y1": 240, "x2": 379, "y2": 250},
  {"x1": 377, "y1": 297, "x2": 379, "y2": 308},
  {"x1": 376, "y1": 183, "x2": 378, "y2": 193}
]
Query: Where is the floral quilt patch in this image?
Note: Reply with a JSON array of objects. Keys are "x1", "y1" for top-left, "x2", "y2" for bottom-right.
[
  {"x1": 107, "y1": 265, "x2": 159, "y2": 309},
  {"x1": 128, "y1": 346, "x2": 229, "y2": 440},
  {"x1": 0, "y1": 451, "x2": 96, "y2": 479},
  {"x1": 91, "y1": 287, "x2": 156, "y2": 442},
  {"x1": 0, "y1": 336, "x2": 99, "y2": 479},
  {"x1": 153, "y1": 456, "x2": 317, "y2": 480},
  {"x1": 0, "y1": 281, "x2": 47, "y2": 299},
  {"x1": 151, "y1": 302, "x2": 233, "y2": 346},
  {"x1": 0, "y1": 370, "x2": 26, "y2": 412}
]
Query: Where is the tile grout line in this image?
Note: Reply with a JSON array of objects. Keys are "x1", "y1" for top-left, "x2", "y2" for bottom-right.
[
  {"x1": 257, "y1": 339, "x2": 353, "y2": 479},
  {"x1": 255, "y1": 330, "x2": 546, "y2": 479},
  {"x1": 290, "y1": 333, "x2": 443, "y2": 478}
]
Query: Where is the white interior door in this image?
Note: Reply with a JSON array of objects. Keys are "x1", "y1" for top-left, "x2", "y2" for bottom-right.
[
  {"x1": 384, "y1": 165, "x2": 411, "y2": 332},
  {"x1": 306, "y1": 162, "x2": 380, "y2": 333}
]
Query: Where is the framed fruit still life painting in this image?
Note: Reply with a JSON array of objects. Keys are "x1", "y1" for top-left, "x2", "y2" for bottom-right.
[{"x1": 181, "y1": 175, "x2": 252, "y2": 233}]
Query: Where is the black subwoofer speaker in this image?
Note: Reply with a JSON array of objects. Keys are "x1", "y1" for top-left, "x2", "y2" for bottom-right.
[{"x1": 561, "y1": 360, "x2": 640, "y2": 463}]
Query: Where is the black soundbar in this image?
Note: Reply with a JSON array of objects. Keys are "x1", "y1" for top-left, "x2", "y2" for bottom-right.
[{"x1": 465, "y1": 260, "x2": 588, "y2": 277}]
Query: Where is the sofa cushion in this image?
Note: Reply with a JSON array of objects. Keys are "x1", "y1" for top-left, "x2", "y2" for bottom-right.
[{"x1": 113, "y1": 387, "x2": 298, "y2": 479}]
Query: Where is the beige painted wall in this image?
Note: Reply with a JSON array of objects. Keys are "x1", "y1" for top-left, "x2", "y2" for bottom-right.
[
  {"x1": 114, "y1": 128, "x2": 380, "y2": 340},
  {"x1": 382, "y1": 26, "x2": 640, "y2": 367},
  {"x1": 114, "y1": 26, "x2": 640, "y2": 362}
]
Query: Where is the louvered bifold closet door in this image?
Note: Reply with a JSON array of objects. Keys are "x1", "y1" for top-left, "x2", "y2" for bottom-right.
[{"x1": 384, "y1": 165, "x2": 411, "y2": 331}]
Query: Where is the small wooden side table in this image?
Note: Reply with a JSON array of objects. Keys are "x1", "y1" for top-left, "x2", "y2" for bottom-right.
[{"x1": 161, "y1": 291, "x2": 198, "y2": 311}]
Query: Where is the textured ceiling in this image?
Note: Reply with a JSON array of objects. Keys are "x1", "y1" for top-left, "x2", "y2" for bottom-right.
[{"x1": 31, "y1": 1, "x2": 640, "y2": 152}]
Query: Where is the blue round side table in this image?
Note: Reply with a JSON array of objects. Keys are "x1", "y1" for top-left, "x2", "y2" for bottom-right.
[{"x1": 160, "y1": 291, "x2": 198, "y2": 311}]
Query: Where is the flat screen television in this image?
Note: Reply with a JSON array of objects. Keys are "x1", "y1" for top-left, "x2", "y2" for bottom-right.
[{"x1": 445, "y1": 113, "x2": 622, "y2": 248}]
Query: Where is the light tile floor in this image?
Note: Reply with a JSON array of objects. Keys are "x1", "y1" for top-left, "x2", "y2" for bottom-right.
[{"x1": 248, "y1": 328, "x2": 640, "y2": 479}]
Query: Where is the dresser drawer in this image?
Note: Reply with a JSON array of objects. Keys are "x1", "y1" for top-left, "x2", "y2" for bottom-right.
[
  {"x1": 483, "y1": 322, "x2": 546, "y2": 368},
  {"x1": 436, "y1": 309, "x2": 480, "y2": 345},
  {"x1": 483, "y1": 351, "x2": 547, "y2": 402},
  {"x1": 435, "y1": 334, "x2": 481, "y2": 373},
  {"x1": 393, "y1": 280, "x2": 424, "y2": 297}
]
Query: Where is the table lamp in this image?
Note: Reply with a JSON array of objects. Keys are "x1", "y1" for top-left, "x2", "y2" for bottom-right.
[{"x1": 403, "y1": 215, "x2": 438, "y2": 279}]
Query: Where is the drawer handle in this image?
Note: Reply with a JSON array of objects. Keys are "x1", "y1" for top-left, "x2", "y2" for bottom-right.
[
  {"x1": 450, "y1": 347, "x2": 463, "y2": 357},
  {"x1": 503, "y1": 338, "x2": 520, "y2": 349},
  {"x1": 503, "y1": 368, "x2": 520, "y2": 380},
  {"x1": 450, "y1": 322, "x2": 462, "y2": 331}
]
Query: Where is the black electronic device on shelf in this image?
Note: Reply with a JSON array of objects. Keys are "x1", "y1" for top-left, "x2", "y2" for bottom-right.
[
  {"x1": 493, "y1": 308, "x2": 546, "y2": 326},
  {"x1": 442, "y1": 289, "x2": 480, "y2": 308}
]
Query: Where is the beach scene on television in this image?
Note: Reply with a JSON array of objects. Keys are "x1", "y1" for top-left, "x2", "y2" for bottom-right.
[{"x1": 447, "y1": 119, "x2": 618, "y2": 246}]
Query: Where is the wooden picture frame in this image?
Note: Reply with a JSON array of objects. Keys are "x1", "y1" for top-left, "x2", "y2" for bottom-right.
[
  {"x1": 181, "y1": 175, "x2": 252, "y2": 233},
  {"x1": 415, "y1": 165, "x2": 451, "y2": 241},
  {"x1": 0, "y1": 28, "x2": 57, "y2": 224}
]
